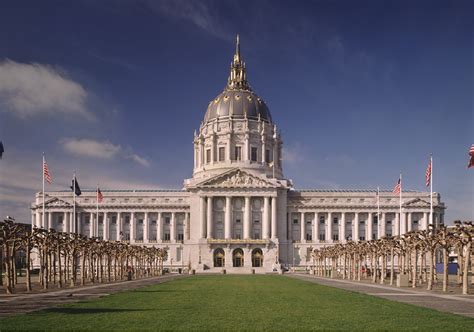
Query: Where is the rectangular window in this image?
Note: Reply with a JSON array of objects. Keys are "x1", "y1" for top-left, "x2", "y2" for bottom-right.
[
  {"x1": 206, "y1": 149, "x2": 211, "y2": 164},
  {"x1": 234, "y1": 146, "x2": 242, "y2": 161},
  {"x1": 306, "y1": 233, "x2": 312, "y2": 241},
  {"x1": 293, "y1": 219, "x2": 298, "y2": 224},
  {"x1": 164, "y1": 233, "x2": 170, "y2": 241},
  {"x1": 265, "y1": 149, "x2": 270, "y2": 163},
  {"x1": 236, "y1": 219, "x2": 241, "y2": 223},
  {"x1": 218, "y1": 147, "x2": 225, "y2": 161},
  {"x1": 319, "y1": 233, "x2": 325, "y2": 241},
  {"x1": 254, "y1": 232, "x2": 260, "y2": 239},
  {"x1": 177, "y1": 233, "x2": 184, "y2": 241},
  {"x1": 254, "y1": 219, "x2": 260, "y2": 223},
  {"x1": 251, "y1": 147, "x2": 258, "y2": 162},
  {"x1": 165, "y1": 217, "x2": 170, "y2": 225},
  {"x1": 333, "y1": 234, "x2": 339, "y2": 241}
]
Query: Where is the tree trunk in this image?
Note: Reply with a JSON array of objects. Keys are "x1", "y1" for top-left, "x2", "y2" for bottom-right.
[
  {"x1": 427, "y1": 249, "x2": 434, "y2": 290},
  {"x1": 26, "y1": 241, "x2": 32, "y2": 292},
  {"x1": 462, "y1": 242, "x2": 471, "y2": 295}
]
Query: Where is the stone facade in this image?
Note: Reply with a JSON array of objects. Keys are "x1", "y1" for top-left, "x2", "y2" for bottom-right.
[{"x1": 31, "y1": 37, "x2": 445, "y2": 273}]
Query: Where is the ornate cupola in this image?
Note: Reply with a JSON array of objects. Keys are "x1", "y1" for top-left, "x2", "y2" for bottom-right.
[
  {"x1": 227, "y1": 35, "x2": 250, "y2": 91},
  {"x1": 188, "y1": 35, "x2": 284, "y2": 183}
]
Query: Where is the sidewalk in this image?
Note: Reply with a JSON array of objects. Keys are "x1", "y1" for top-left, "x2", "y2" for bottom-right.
[
  {"x1": 0, "y1": 274, "x2": 186, "y2": 318},
  {"x1": 289, "y1": 274, "x2": 474, "y2": 318}
]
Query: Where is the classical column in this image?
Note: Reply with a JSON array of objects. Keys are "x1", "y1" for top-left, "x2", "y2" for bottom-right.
[
  {"x1": 340, "y1": 213, "x2": 346, "y2": 242},
  {"x1": 144, "y1": 212, "x2": 149, "y2": 243},
  {"x1": 157, "y1": 212, "x2": 162, "y2": 241},
  {"x1": 313, "y1": 212, "x2": 319, "y2": 243},
  {"x1": 69, "y1": 212, "x2": 74, "y2": 233},
  {"x1": 200, "y1": 139, "x2": 204, "y2": 166},
  {"x1": 379, "y1": 213, "x2": 386, "y2": 238},
  {"x1": 225, "y1": 196, "x2": 232, "y2": 239},
  {"x1": 210, "y1": 134, "x2": 215, "y2": 165},
  {"x1": 271, "y1": 197, "x2": 277, "y2": 240},
  {"x1": 103, "y1": 212, "x2": 108, "y2": 240},
  {"x1": 200, "y1": 196, "x2": 206, "y2": 239},
  {"x1": 31, "y1": 213, "x2": 34, "y2": 229},
  {"x1": 207, "y1": 196, "x2": 213, "y2": 239},
  {"x1": 227, "y1": 133, "x2": 232, "y2": 161},
  {"x1": 244, "y1": 196, "x2": 251, "y2": 239},
  {"x1": 327, "y1": 212, "x2": 332, "y2": 243},
  {"x1": 171, "y1": 212, "x2": 176, "y2": 242},
  {"x1": 263, "y1": 196, "x2": 270, "y2": 239},
  {"x1": 261, "y1": 138, "x2": 266, "y2": 164},
  {"x1": 244, "y1": 132, "x2": 250, "y2": 162},
  {"x1": 117, "y1": 212, "x2": 122, "y2": 240},
  {"x1": 423, "y1": 212, "x2": 428, "y2": 230},
  {"x1": 90, "y1": 212, "x2": 95, "y2": 238},
  {"x1": 400, "y1": 212, "x2": 406, "y2": 234},
  {"x1": 354, "y1": 213, "x2": 359, "y2": 241},
  {"x1": 35, "y1": 210, "x2": 41, "y2": 229},
  {"x1": 300, "y1": 212, "x2": 305, "y2": 242},
  {"x1": 394, "y1": 212, "x2": 400, "y2": 236},
  {"x1": 48, "y1": 212, "x2": 53, "y2": 230},
  {"x1": 367, "y1": 213, "x2": 373, "y2": 241},
  {"x1": 185, "y1": 212, "x2": 190, "y2": 240},
  {"x1": 63, "y1": 212, "x2": 68, "y2": 233},
  {"x1": 407, "y1": 212, "x2": 412, "y2": 232},
  {"x1": 130, "y1": 212, "x2": 135, "y2": 242},
  {"x1": 288, "y1": 210, "x2": 292, "y2": 241}
]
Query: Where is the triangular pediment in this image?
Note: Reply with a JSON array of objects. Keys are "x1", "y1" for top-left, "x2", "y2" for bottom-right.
[
  {"x1": 43, "y1": 197, "x2": 72, "y2": 208},
  {"x1": 197, "y1": 169, "x2": 277, "y2": 189},
  {"x1": 403, "y1": 198, "x2": 431, "y2": 208}
]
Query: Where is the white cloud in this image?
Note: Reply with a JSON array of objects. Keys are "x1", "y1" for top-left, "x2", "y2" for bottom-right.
[
  {"x1": 0, "y1": 59, "x2": 93, "y2": 120},
  {"x1": 60, "y1": 137, "x2": 150, "y2": 167},
  {"x1": 128, "y1": 154, "x2": 151, "y2": 167},
  {"x1": 61, "y1": 138, "x2": 122, "y2": 159}
]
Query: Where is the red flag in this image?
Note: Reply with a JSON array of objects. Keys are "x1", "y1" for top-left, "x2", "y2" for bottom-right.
[
  {"x1": 43, "y1": 159, "x2": 52, "y2": 184},
  {"x1": 425, "y1": 157, "x2": 432, "y2": 187},
  {"x1": 97, "y1": 187, "x2": 103, "y2": 203},
  {"x1": 392, "y1": 178, "x2": 401, "y2": 194},
  {"x1": 468, "y1": 144, "x2": 474, "y2": 169}
]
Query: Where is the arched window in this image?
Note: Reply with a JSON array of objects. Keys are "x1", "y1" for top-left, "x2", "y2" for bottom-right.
[
  {"x1": 214, "y1": 248, "x2": 225, "y2": 267},
  {"x1": 251, "y1": 248, "x2": 263, "y2": 267},
  {"x1": 232, "y1": 248, "x2": 244, "y2": 267}
]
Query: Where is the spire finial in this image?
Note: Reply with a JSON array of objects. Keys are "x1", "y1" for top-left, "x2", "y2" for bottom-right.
[
  {"x1": 227, "y1": 34, "x2": 250, "y2": 91},
  {"x1": 236, "y1": 34, "x2": 240, "y2": 59}
]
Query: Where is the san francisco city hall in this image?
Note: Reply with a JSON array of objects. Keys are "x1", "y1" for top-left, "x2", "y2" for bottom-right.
[{"x1": 31, "y1": 38, "x2": 445, "y2": 273}]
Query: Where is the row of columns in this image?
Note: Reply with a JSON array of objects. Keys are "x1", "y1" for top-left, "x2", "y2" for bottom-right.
[
  {"x1": 33, "y1": 210, "x2": 190, "y2": 243},
  {"x1": 200, "y1": 196, "x2": 278, "y2": 240},
  {"x1": 195, "y1": 127, "x2": 279, "y2": 169},
  {"x1": 292, "y1": 211, "x2": 435, "y2": 243}
]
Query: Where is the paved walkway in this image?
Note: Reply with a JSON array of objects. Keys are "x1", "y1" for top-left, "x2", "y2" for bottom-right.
[
  {"x1": 289, "y1": 274, "x2": 474, "y2": 318},
  {"x1": 0, "y1": 274, "x2": 186, "y2": 318}
]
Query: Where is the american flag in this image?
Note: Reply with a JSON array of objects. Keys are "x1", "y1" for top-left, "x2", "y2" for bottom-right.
[
  {"x1": 468, "y1": 144, "x2": 474, "y2": 169},
  {"x1": 425, "y1": 157, "x2": 432, "y2": 187},
  {"x1": 43, "y1": 159, "x2": 52, "y2": 184},
  {"x1": 392, "y1": 178, "x2": 401, "y2": 194},
  {"x1": 97, "y1": 187, "x2": 103, "y2": 203}
]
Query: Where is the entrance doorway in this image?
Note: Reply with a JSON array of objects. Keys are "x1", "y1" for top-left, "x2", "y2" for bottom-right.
[
  {"x1": 214, "y1": 248, "x2": 225, "y2": 267},
  {"x1": 232, "y1": 248, "x2": 244, "y2": 267},
  {"x1": 252, "y1": 248, "x2": 263, "y2": 267}
]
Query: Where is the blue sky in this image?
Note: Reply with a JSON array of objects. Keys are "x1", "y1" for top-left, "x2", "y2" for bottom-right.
[{"x1": 0, "y1": 0, "x2": 472, "y2": 223}]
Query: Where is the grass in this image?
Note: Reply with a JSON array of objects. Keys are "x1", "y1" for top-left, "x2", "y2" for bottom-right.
[{"x1": 1, "y1": 275, "x2": 473, "y2": 331}]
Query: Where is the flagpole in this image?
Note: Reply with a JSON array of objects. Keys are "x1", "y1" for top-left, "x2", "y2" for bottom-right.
[
  {"x1": 430, "y1": 154, "x2": 433, "y2": 227},
  {"x1": 42, "y1": 152, "x2": 45, "y2": 229},
  {"x1": 399, "y1": 172, "x2": 402, "y2": 235},
  {"x1": 96, "y1": 183, "x2": 99, "y2": 238},
  {"x1": 73, "y1": 172, "x2": 76, "y2": 234},
  {"x1": 377, "y1": 186, "x2": 380, "y2": 236}
]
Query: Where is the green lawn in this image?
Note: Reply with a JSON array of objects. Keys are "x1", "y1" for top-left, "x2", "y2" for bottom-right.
[{"x1": 1, "y1": 275, "x2": 473, "y2": 331}]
